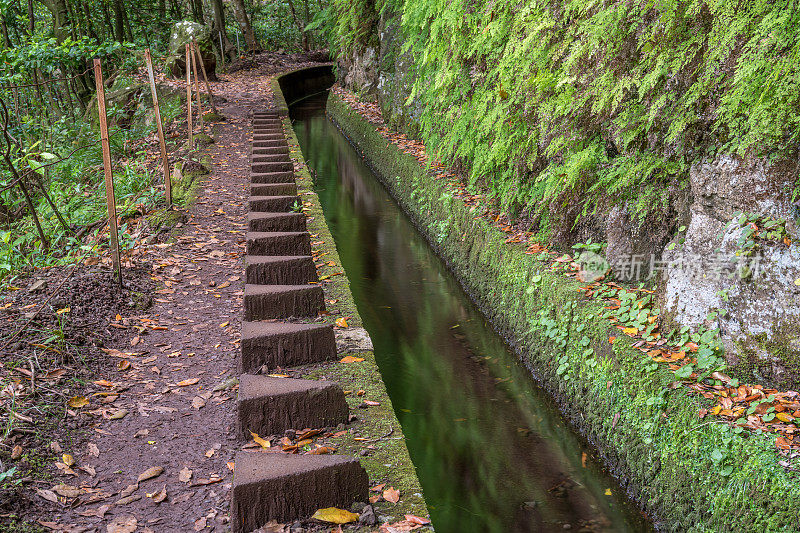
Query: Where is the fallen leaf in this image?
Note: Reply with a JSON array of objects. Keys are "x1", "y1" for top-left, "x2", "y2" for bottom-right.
[
  {"x1": 77, "y1": 504, "x2": 110, "y2": 518},
  {"x1": 146, "y1": 485, "x2": 167, "y2": 503},
  {"x1": 68, "y1": 396, "x2": 89, "y2": 408},
  {"x1": 62, "y1": 454, "x2": 75, "y2": 467},
  {"x1": 311, "y1": 507, "x2": 359, "y2": 524},
  {"x1": 107, "y1": 514, "x2": 137, "y2": 533},
  {"x1": 335, "y1": 317, "x2": 349, "y2": 328},
  {"x1": 340, "y1": 356, "x2": 364, "y2": 363},
  {"x1": 177, "y1": 378, "x2": 200, "y2": 386},
  {"x1": 119, "y1": 483, "x2": 138, "y2": 498},
  {"x1": 192, "y1": 396, "x2": 207, "y2": 409},
  {"x1": 137, "y1": 466, "x2": 164, "y2": 483},
  {"x1": 117, "y1": 360, "x2": 131, "y2": 371},
  {"x1": 383, "y1": 486, "x2": 400, "y2": 503},
  {"x1": 250, "y1": 431, "x2": 271, "y2": 449},
  {"x1": 405, "y1": 515, "x2": 431, "y2": 525},
  {"x1": 52, "y1": 484, "x2": 80, "y2": 498},
  {"x1": 36, "y1": 489, "x2": 59, "y2": 504},
  {"x1": 193, "y1": 517, "x2": 207, "y2": 531},
  {"x1": 179, "y1": 467, "x2": 193, "y2": 483},
  {"x1": 109, "y1": 409, "x2": 128, "y2": 420},
  {"x1": 88, "y1": 442, "x2": 100, "y2": 457}
]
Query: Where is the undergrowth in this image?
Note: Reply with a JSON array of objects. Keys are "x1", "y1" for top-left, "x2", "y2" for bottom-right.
[{"x1": 0, "y1": 79, "x2": 184, "y2": 279}]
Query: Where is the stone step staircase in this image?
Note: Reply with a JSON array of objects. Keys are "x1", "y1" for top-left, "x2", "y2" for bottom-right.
[{"x1": 232, "y1": 111, "x2": 366, "y2": 533}]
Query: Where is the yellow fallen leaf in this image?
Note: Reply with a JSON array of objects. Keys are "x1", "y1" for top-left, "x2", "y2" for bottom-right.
[
  {"x1": 339, "y1": 356, "x2": 364, "y2": 364},
  {"x1": 177, "y1": 378, "x2": 200, "y2": 387},
  {"x1": 776, "y1": 412, "x2": 794, "y2": 423},
  {"x1": 335, "y1": 317, "x2": 348, "y2": 328},
  {"x1": 622, "y1": 327, "x2": 639, "y2": 336},
  {"x1": 311, "y1": 507, "x2": 359, "y2": 524},
  {"x1": 56, "y1": 307, "x2": 70, "y2": 315},
  {"x1": 62, "y1": 454, "x2": 75, "y2": 467},
  {"x1": 250, "y1": 431, "x2": 271, "y2": 448},
  {"x1": 219, "y1": 322, "x2": 229, "y2": 328},
  {"x1": 117, "y1": 360, "x2": 131, "y2": 371},
  {"x1": 604, "y1": 488, "x2": 612, "y2": 496},
  {"x1": 68, "y1": 396, "x2": 89, "y2": 408},
  {"x1": 137, "y1": 466, "x2": 164, "y2": 482}
]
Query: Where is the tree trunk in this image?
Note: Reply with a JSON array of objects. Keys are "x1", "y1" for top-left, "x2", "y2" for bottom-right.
[
  {"x1": 1, "y1": 16, "x2": 12, "y2": 48},
  {"x1": 101, "y1": 2, "x2": 114, "y2": 40},
  {"x1": 230, "y1": 0, "x2": 259, "y2": 52},
  {"x1": 112, "y1": 0, "x2": 125, "y2": 42},
  {"x1": 38, "y1": 0, "x2": 71, "y2": 43},
  {"x1": 82, "y1": 1, "x2": 98, "y2": 39},
  {"x1": 27, "y1": 0, "x2": 35, "y2": 34},
  {"x1": 191, "y1": 0, "x2": 205, "y2": 24},
  {"x1": 209, "y1": 0, "x2": 234, "y2": 60},
  {"x1": 122, "y1": 0, "x2": 134, "y2": 41},
  {"x1": 285, "y1": 0, "x2": 306, "y2": 51}
]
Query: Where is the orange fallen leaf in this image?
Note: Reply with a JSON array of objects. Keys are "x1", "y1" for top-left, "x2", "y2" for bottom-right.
[
  {"x1": 177, "y1": 378, "x2": 200, "y2": 387},
  {"x1": 339, "y1": 356, "x2": 364, "y2": 363},
  {"x1": 335, "y1": 317, "x2": 349, "y2": 328},
  {"x1": 383, "y1": 486, "x2": 400, "y2": 503}
]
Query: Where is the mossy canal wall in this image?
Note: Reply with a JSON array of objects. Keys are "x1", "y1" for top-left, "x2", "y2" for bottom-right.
[{"x1": 326, "y1": 92, "x2": 800, "y2": 532}]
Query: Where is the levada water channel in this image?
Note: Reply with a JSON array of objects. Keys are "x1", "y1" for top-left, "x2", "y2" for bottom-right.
[{"x1": 289, "y1": 91, "x2": 652, "y2": 533}]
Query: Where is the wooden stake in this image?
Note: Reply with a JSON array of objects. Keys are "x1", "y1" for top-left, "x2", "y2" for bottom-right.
[
  {"x1": 189, "y1": 41, "x2": 204, "y2": 134},
  {"x1": 92, "y1": 58, "x2": 122, "y2": 286},
  {"x1": 144, "y1": 49, "x2": 172, "y2": 206},
  {"x1": 186, "y1": 43, "x2": 193, "y2": 149},
  {"x1": 192, "y1": 39, "x2": 217, "y2": 113}
]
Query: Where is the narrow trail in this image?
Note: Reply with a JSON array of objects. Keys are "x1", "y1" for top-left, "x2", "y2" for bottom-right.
[{"x1": 55, "y1": 64, "x2": 282, "y2": 533}]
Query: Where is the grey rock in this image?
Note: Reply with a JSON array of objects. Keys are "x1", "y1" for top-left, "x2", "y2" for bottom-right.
[
  {"x1": 663, "y1": 155, "x2": 800, "y2": 387},
  {"x1": 359, "y1": 504, "x2": 377, "y2": 526}
]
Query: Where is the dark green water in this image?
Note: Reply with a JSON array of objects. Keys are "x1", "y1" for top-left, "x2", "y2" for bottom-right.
[{"x1": 290, "y1": 93, "x2": 651, "y2": 533}]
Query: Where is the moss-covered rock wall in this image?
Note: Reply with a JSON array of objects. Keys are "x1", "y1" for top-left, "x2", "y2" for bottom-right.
[{"x1": 327, "y1": 92, "x2": 800, "y2": 532}]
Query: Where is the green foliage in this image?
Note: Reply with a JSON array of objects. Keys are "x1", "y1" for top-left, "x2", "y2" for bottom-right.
[{"x1": 334, "y1": 0, "x2": 800, "y2": 222}]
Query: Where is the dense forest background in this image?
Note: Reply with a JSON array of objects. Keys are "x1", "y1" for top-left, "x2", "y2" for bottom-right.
[{"x1": 0, "y1": 0, "x2": 326, "y2": 279}]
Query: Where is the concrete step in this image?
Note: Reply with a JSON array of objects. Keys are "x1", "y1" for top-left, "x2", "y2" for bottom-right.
[
  {"x1": 247, "y1": 231, "x2": 311, "y2": 256},
  {"x1": 253, "y1": 146, "x2": 290, "y2": 156},
  {"x1": 246, "y1": 255, "x2": 316, "y2": 285},
  {"x1": 253, "y1": 140, "x2": 289, "y2": 149},
  {"x1": 253, "y1": 154, "x2": 291, "y2": 163},
  {"x1": 254, "y1": 133, "x2": 286, "y2": 141},
  {"x1": 244, "y1": 284, "x2": 324, "y2": 320},
  {"x1": 251, "y1": 171, "x2": 294, "y2": 184},
  {"x1": 237, "y1": 374, "x2": 348, "y2": 439},
  {"x1": 251, "y1": 183, "x2": 297, "y2": 196},
  {"x1": 240, "y1": 321, "x2": 336, "y2": 372},
  {"x1": 230, "y1": 452, "x2": 368, "y2": 533},
  {"x1": 248, "y1": 212, "x2": 306, "y2": 233},
  {"x1": 253, "y1": 161, "x2": 294, "y2": 173},
  {"x1": 249, "y1": 195, "x2": 297, "y2": 213}
]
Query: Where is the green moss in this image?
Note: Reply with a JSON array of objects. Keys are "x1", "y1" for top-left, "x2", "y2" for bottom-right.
[
  {"x1": 327, "y1": 93, "x2": 800, "y2": 531},
  {"x1": 280, "y1": 111, "x2": 429, "y2": 524},
  {"x1": 203, "y1": 111, "x2": 225, "y2": 122}
]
